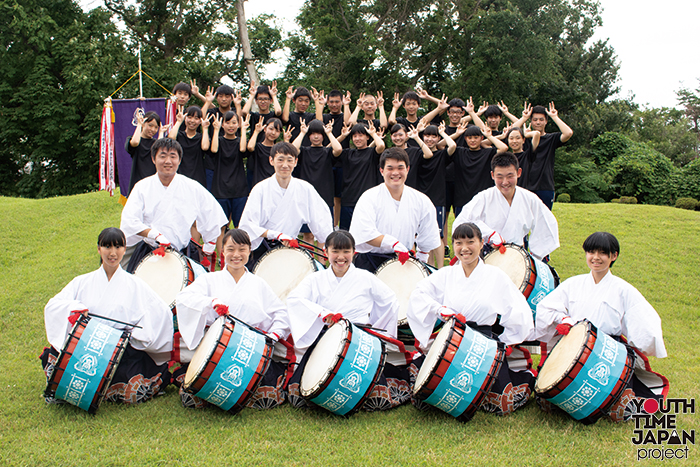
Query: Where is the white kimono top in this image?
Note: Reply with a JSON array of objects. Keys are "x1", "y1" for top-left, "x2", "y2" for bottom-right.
[
  {"x1": 350, "y1": 184, "x2": 441, "y2": 254},
  {"x1": 121, "y1": 173, "x2": 227, "y2": 250},
  {"x1": 453, "y1": 186, "x2": 559, "y2": 260},
  {"x1": 406, "y1": 260, "x2": 534, "y2": 349},
  {"x1": 286, "y1": 264, "x2": 399, "y2": 350},
  {"x1": 175, "y1": 269, "x2": 290, "y2": 350},
  {"x1": 239, "y1": 176, "x2": 333, "y2": 250},
  {"x1": 44, "y1": 266, "x2": 173, "y2": 365},
  {"x1": 535, "y1": 271, "x2": 667, "y2": 358}
]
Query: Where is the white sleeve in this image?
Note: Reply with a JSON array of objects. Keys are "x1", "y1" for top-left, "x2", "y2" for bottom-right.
[
  {"x1": 621, "y1": 288, "x2": 667, "y2": 358},
  {"x1": 406, "y1": 275, "x2": 444, "y2": 349},
  {"x1": 175, "y1": 276, "x2": 218, "y2": 350},
  {"x1": 194, "y1": 185, "x2": 228, "y2": 244},
  {"x1": 414, "y1": 198, "x2": 441, "y2": 253},
  {"x1": 238, "y1": 185, "x2": 267, "y2": 242},
  {"x1": 534, "y1": 280, "x2": 571, "y2": 344},
  {"x1": 528, "y1": 200, "x2": 560, "y2": 260},
  {"x1": 259, "y1": 281, "x2": 292, "y2": 340},
  {"x1": 306, "y1": 187, "x2": 334, "y2": 244},
  {"x1": 120, "y1": 185, "x2": 150, "y2": 240},
  {"x1": 286, "y1": 277, "x2": 326, "y2": 350},
  {"x1": 44, "y1": 278, "x2": 88, "y2": 351},
  {"x1": 492, "y1": 274, "x2": 535, "y2": 345},
  {"x1": 451, "y1": 194, "x2": 494, "y2": 237},
  {"x1": 349, "y1": 193, "x2": 382, "y2": 246},
  {"x1": 128, "y1": 283, "x2": 174, "y2": 366},
  {"x1": 368, "y1": 277, "x2": 399, "y2": 339}
]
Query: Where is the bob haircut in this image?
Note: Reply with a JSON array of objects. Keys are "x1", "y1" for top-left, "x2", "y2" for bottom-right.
[
  {"x1": 390, "y1": 123, "x2": 407, "y2": 135},
  {"x1": 422, "y1": 124, "x2": 439, "y2": 136},
  {"x1": 505, "y1": 126, "x2": 525, "y2": 142},
  {"x1": 583, "y1": 232, "x2": 620, "y2": 266},
  {"x1": 531, "y1": 105, "x2": 548, "y2": 119},
  {"x1": 172, "y1": 82, "x2": 192, "y2": 95},
  {"x1": 380, "y1": 147, "x2": 410, "y2": 169},
  {"x1": 215, "y1": 85, "x2": 234, "y2": 96},
  {"x1": 463, "y1": 125, "x2": 484, "y2": 137},
  {"x1": 483, "y1": 105, "x2": 503, "y2": 118},
  {"x1": 185, "y1": 106, "x2": 202, "y2": 118},
  {"x1": 270, "y1": 141, "x2": 298, "y2": 159},
  {"x1": 143, "y1": 111, "x2": 161, "y2": 126},
  {"x1": 447, "y1": 98, "x2": 465, "y2": 110},
  {"x1": 491, "y1": 152, "x2": 519, "y2": 171},
  {"x1": 255, "y1": 85, "x2": 271, "y2": 99},
  {"x1": 350, "y1": 123, "x2": 369, "y2": 138},
  {"x1": 223, "y1": 110, "x2": 238, "y2": 123},
  {"x1": 307, "y1": 119, "x2": 325, "y2": 135},
  {"x1": 452, "y1": 222, "x2": 483, "y2": 243},
  {"x1": 326, "y1": 230, "x2": 355, "y2": 251},
  {"x1": 293, "y1": 87, "x2": 312, "y2": 100},
  {"x1": 401, "y1": 91, "x2": 421, "y2": 105},
  {"x1": 98, "y1": 227, "x2": 126, "y2": 248},
  {"x1": 266, "y1": 117, "x2": 283, "y2": 132},
  {"x1": 151, "y1": 137, "x2": 183, "y2": 160},
  {"x1": 223, "y1": 228, "x2": 251, "y2": 247}
]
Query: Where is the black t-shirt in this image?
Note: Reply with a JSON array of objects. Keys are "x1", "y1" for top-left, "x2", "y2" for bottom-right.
[
  {"x1": 450, "y1": 147, "x2": 496, "y2": 208},
  {"x1": 530, "y1": 132, "x2": 564, "y2": 191},
  {"x1": 357, "y1": 118, "x2": 381, "y2": 130},
  {"x1": 297, "y1": 146, "x2": 335, "y2": 208},
  {"x1": 417, "y1": 148, "x2": 449, "y2": 206},
  {"x1": 515, "y1": 139, "x2": 535, "y2": 189},
  {"x1": 396, "y1": 116, "x2": 422, "y2": 148},
  {"x1": 339, "y1": 147, "x2": 381, "y2": 206},
  {"x1": 405, "y1": 146, "x2": 424, "y2": 189},
  {"x1": 125, "y1": 137, "x2": 155, "y2": 196},
  {"x1": 443, "y1": 125, "x2": 466, "y2": 183},
  {"x1": 251, "y1": 143, "x2": 275, "y2": 187},
  {"x1": 203, "y1": 107, "x2": 228, "y2": 171},
  {"x1": 287, "y1": 111, "x2": 316, "y2": 147},
  {"x1": 210, "y1": 136, "x2": 249, "y2": 199},
  {"x1": 322, "y1": 112, "x2": 347, "y2": 149},
  {"x1": 176, "y1": 132, "x2": 206, "y2": 187},
  {"x1": 249, "y1": 111, "x2": 277, "y2": 145}
]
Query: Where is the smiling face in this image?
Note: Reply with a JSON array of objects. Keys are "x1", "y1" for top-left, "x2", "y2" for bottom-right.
[
  {"x1": 294, "y1": 96, "x2": 311, "y2": 113},
  {"x1": 492, "y1": 164, "x2": 521, "y2": 201},
  {"x1": 352, "y1": 132, "x2": 369, "y2": 149},
  {"x1": 264, "y1": 122, "x2": 281, "y2": 143},
  {"x1": 326, "y1": 246, "x2": 353, "y2": 277},
  {"x1": 270, "y1": 151, "x2": 297, "y2": 180},
  {"x1": 327, "y1": 96, "x2": 342, "y2": 114},
  {"x1": 142, "y1": 119, "x2": 159, "y2": 139},
  {"x1": 362, "y1": 96, "x2": 377, "y2": 114},
  {"x1": 175, "y1": 90, "x2": 190, "y2": 106},
  {"x1": 223, "y1": 237, "x2": 251, "y2": 274},
  {"x1": 222, "y1": 116, "x2": 239, "y2": 136},
  {"x1": 217, "y1": 93, "x2": 233, "y2": 109},
  {"x1": 507, "y1": 130, "x2": 524, "y2": 152},
  {"x1": 98, "y1": 244, "x2": 125, "y2": 273},
  {"x1": 256, "y1": 93, "x2": 271, "y2": 113},
  {"x1": 486, "y1": 115, "x2": 501, "y2": 130},
  {"x1": 453, "y1": 235, "x2": 482, "y2": 269},
  {"x1": 380, "y1": 158, "x2": 408, "y2": 190},
  {"x1": 403, "y1": 99, "x2": 419, "y2": 116},
  {"x1": 448, "y1": 107, "x2": 464, "y2": 125},
  {"x1": 390, "y1": 128, "x2": 407, "y2": 148},
  {"x1": 153, "y1": 147, "x2": 181, "y2": 180},
  {"x1": 185, "y1": 113, "x2": 201, "y2": 131},
  {"x1": 309, "y1": 131, "x2": 324, "y2": 146},
  {"x1": 465, "y1": 134, "x2": 483, "y2": 150},
  {"x1": 531, "y1": 113, "x2": 547, "y2": 132},
  {"x1": 422, "y1": 132, "x2": 440, "y2": 150},
  {"x1": 586, "y1": 250, "x2": 617, "y2": 276}
]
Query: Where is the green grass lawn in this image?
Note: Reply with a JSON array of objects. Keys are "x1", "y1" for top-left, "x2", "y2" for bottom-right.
[{"x1": 0, "y1": 192, "x2": 698, "y2": 466}]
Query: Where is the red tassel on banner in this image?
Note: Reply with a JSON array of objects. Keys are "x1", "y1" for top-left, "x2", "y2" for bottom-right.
[
  {"x1": 99, "y1": 98, "x2": 115, "y2": 196},
  {"x1": 165, "y1": 95, "x2": 177, "y2": 131}
]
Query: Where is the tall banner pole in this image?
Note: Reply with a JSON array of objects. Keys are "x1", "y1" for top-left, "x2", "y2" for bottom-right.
[{"x1": 138, "y1": 43, "x2": 143, "y2": 99}]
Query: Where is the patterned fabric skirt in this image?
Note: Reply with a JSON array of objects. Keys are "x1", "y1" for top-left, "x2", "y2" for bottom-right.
[{"x1": 40, "y1": 345, "x2": 171, "y2": 405}]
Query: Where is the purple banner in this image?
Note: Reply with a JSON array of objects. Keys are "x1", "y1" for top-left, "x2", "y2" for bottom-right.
[{"x1": 113, "y1": 98, "x2": 166, "y2": 197}]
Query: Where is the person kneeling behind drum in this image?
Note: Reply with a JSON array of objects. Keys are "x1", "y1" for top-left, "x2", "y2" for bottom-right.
[
  {"x1": 534, "y1": 232, "x2": 668, "y2": 422},
  {"x1": 286, "y1": 230, "x2": 415, "y2": 411},
  {"x1": 406, "y1": 222, "x2": 536, "y2": 416},
  {"x1": 175, "y1": 229, "x2": 292, "y2": 409},
  {"x1": 42, "y1": 227, "x2": 173, "y2": 405}
]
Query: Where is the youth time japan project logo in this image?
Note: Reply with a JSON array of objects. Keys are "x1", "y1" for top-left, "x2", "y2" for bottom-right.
[{"x1": 631, "y1": 398, "x2": 695, "y2": 461}]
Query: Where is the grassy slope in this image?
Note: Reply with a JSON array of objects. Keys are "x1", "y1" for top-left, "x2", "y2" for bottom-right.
[{"x1": 0, "y1": 192, "x2": 698, "y2": 466}]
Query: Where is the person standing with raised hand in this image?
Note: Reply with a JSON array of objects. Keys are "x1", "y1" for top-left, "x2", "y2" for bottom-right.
[
  {"x1": 126, "y1": 111, "x2": 166, "y2": 194},
  {"x1": 242, "y1": 81, "x2": 282, "y2": 144},
  {"x1": 167, "y1": 105, "x2": 209, "y2": 187},
  {"x1": 282, "y1": 86, "x2": 316, "y2": 147},
  {"x1": 348, "y1": 92, "x2": 388, "y2": 131}
]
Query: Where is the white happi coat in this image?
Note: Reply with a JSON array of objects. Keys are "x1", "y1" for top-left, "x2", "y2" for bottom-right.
[
  {"x1": 121, "y1": 174, "x2": 227, "y2": 250},
  {"x1": 286, "y1": 265, "x2": 399, "y2": 351},
  {"x1": 175, "y1": 269, "x2": 290, "y2": 351},
  {"x1": 535, "y1": 271, "x2": 667, "y2": 358},
  {"x1": 239, "y1": 176, "x2": 333, "y2": 250},
  {"x1": 350, "y1": 184, "x2": 441, "y2": 254},
  {"x1": 44, "y1": 266, "x2": 173, "y2": 365},
  {"x1": 406, "y1": 261, "x2": 534, "y2": 349},
  {"x1": 453, "y1": 186, "x2": 559, "y2": 260}
]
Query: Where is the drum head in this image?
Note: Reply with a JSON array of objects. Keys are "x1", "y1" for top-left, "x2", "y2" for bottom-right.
[
  {"x1": 414, "y1": 320, "x2": 454, "y2": 391},
  {"x1": 253, "y1": 247, "x2": 320, "y2": 303},
  {"x1": 483, "y1": 244, "x2": 531, "y2": 291},
  {"x1": 300, "y1": 321, "x2": 348, "y2": 395},
  {"x1": 185, "y1": 316, "x2": 227, "y2": 387},
  {"x1": 536, "y1": 321, "x2": 589, "y2": 393},
  {"x1": 375, "y1": 258, "x2": 429, "y2": 324},
  {"x1": 134, "y1": 250, "x2": 188, "y2": 308}
]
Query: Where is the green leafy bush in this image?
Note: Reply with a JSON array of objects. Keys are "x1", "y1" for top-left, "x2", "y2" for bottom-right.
[
  {"x1": 557, "y1": 193, "x2": 571, "y2": 203},
  {"x1": 675, "y1": 198, "x2": 698, "y2": 210},
  {"x1": 619, "y1": 196, "x2": 638, "y2": 204}
]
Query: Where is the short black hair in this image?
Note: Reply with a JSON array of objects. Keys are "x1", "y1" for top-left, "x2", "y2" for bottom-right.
[
  {"x1": 448, "y1": 98, "x2": 465, "y2": 109},
  {"x1": 452, "y1": 222, "x2": 483, "y2": 243},
  {"x1": 583, "y1": 232, "x2": 620, "y2": 267},
  {"x1": 380, "y1": 147, "x2": 410, "y2": 169},
  {"x1": 215, "y1": 85, "x2": 234, "y2": 96},
  {"x1": 422, "y1": 124, "x2": 439, "y2": 136},
  {"x1": 185, "y1": 106, "x2": 202, "y2": 118},
  {"x1": 172, "y1": 82, "x2": 192, "y2": 95},
  {"x1": 326, "y1": 230, "x2": 355, "y2": 251},
  {"x1": 143, "y1": 111, "x2": 161, "y2": 126},
  {"x1": 293, "y1": 87, "x2": 311, "y2": 100},
  {"x1": 223, "y1": 110, "x2": 238, "y2": 123},
  {"x1": 491, "y1": 152, "x2": 519, "y2": 171},
  {"x1": 350, "y1": 123, "x2": 369, "y2": 138},
  {"x1": 223, "y1": 229, "x2": 251, "y2": 247},
  {"x1": 151, "y1": 137, "x2": 183, "y2": 160},
  {"x1": 463, "y1": 125, "x2": 484, "y2": 137},
  {"x1": 401, "y1": 91, "x2": 421, "y2": 105},
  {"x1": 483, "y1": 105, "x2": 502, "y2": 118},
  {"x1": 270, "y1": 141, "x2": 298, "y2": 159},
  {"x1": 328, "y1": 90, "x2": 343, "y2": 99},
  {"x1": 390, "y1": 123, "x2": 407, "y2": 135},
  {"x1": 98, "y1": 227, "x2": 126, "y2": 248},
  {"x1": 505, "y1": 126, "x2": 525, "y2": 142},
  {"x1": 307, "y1": 119, "x2": 325, "y2": 135},
  {"x1": 255, "y1": 85, "x2": 271, "y2": 99},
  {"x1": 532, "y1": 105, "x2": 548, "y2": 119},
  {"x1": 266, "y1": 117, "x2": 283, "y2": 132}
]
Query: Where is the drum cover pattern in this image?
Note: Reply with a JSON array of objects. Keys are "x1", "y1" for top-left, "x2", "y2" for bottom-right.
[
  {"x1": 193, "y1": 322, "x2": 269, "y2": 411},
  {"x1": 54, "y1": 319, "x2": 127, "y2": 411},
  {"x1": 527, "y1": 257, "x2": 555, "y2": 311}
]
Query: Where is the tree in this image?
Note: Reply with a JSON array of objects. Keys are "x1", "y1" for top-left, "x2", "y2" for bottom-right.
[
  {"x1": 676, "y1": 79, "x2": 700, "y2": 158},
  {"x1": 630, "y1": 107, "x2": 697, "y2": 167},
  {"x1": 0, "y1": 0, "x2": 132, "y2": 197}
]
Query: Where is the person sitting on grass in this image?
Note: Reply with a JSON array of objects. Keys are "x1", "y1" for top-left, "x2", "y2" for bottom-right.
[{"x1": 535, "y1": 231, "x2": 668, "y2": 422}]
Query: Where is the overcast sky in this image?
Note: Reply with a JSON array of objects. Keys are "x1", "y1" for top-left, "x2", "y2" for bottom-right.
[{"x1": 83, "y1": 0, "x2": 700, "y2": 109}]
